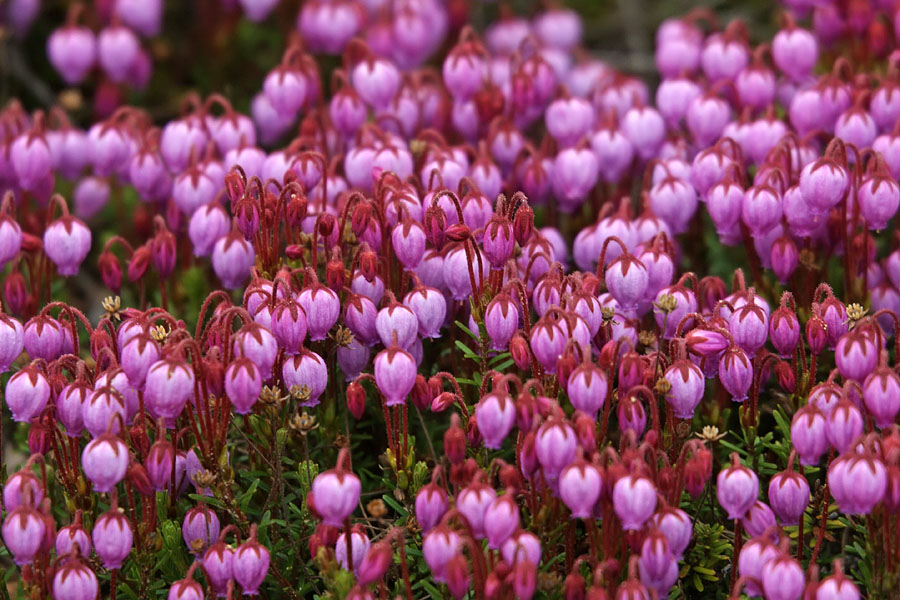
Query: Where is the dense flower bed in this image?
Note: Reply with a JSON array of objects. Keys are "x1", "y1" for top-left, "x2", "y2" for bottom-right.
[{"x1": 2, "y1": 0, "x2": 900, "y2": 598}]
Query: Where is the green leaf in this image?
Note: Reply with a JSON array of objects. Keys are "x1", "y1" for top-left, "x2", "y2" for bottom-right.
[
  {"x1": 488, "y1": 352, "x2": 512, "y2": 366},
  {"x1": 421, "y1": 580, "x2": 443, "y2": 597},
  {"x1": 491, "y1": 358, "x2": 515, "y2": 371},
  {"x1": 453, "y1": 340, "x2": 479, "y2": 360},
  {"x1": 239, "y1": 478, "x2": 261, "y2": 512},
  {"x1": 693, "y1": 573, "x2": 704, "y2": 592},
  {"x1": 454, "y1": 320, "x2": 480, "y2": 341},
  {"x1": 187, "y1": 494, "x2": 225, "y2": 508},
  {"x1": 772, "y1": 407, "x2": 792, "y2": 442},
  {"x1": 381, "y1": 493, "x2": 409, "y2": 517}
]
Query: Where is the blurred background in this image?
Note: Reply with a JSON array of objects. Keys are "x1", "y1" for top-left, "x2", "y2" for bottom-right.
[{"x1": 1, "y1": 0, "x2": 777, "y2": 121}]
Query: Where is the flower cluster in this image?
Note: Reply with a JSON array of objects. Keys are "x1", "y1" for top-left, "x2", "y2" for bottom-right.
[{"x1": 3, "y1": 0, "x2": 900, "y2": 598}]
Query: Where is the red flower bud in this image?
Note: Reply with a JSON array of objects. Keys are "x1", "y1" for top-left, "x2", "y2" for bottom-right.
[
  {"x1": 20, "y1": 232, "x2": 42, "y2": 253},
  {"x1": 356, "y1": 539, "x2": 393, "y2": 586},
  {"x1": 90, "y1": 329, "x2": 114, "y2": 366},
  {"x1": 466, "y1": 414, "x2": 482, "y2": 447},
  {"x1": 347, "y1": 382, "x2": 366, "y2": 419},
  {"x1": 127, "y1": 462, "x2": 154, "y2": 497},
  {"x1": 513, "y1": 204, "x2": 534, "y2": 247},
  {"x1": 573, "y1": 411, "x2": 596, "y2": 452},
  {"x1": 359, "y1": 247, "x2": 378, "y2": 282},
  {"x1": 556, "y1": 349, "x2": 578, "y2": 386},
  {"x1": 410, "y1": 374, "x2": 431, "y2": 411},
  {"x1": 285, "y1": 244, "x2": 305, "y2": 260},
  {"x1": 128, "y1": 422, "x2": 150, "y2": 456},
  {"x1": 204, "y1": 354, "x2": 225, "y2": 398},
  {"x1": 427, "y1": 376, "x2": 443, "y2": 400},
  {"x1": 325, "y1": 257, "x2": 346, "y2": 292},
  {"x1": 4, "y1": 270, "x2": 29, "y2": 315},
  {"x1": 225, "y1": 168, "x2": 246, "y2": 206},
  {"x1": 514, "y1": 392, "x2": 537, "y2": 432},
  {"x1": 431, "y1": 391, "x2": 457, "y2": 412},
  {"x1": 446, "y1": 553, "x2": 471, "y2": 599},
  {"x1": 128, "y1": 244, "x2": 152, "y2": 282},
  {"x1": 509, "y1": 333, "x2": 531, "y2": 372},
  {"x1": 597, "y1": 340, "x2": 618, "y2": 371},
  {"x1": 565, "y1": 571, "x2": 586, "y2": 600},
  {"x1": 351, "y1": 204, "x2": 373, "y2": 238},
  {"x1": 443, "y1": 414, "x2": 467, "y2": 464},
  {"x1": 511, "y1": 557, "x2": 537, "y2": 599},
  {"x1": 499, "y1": 462, "x2": 522, "y2": 490},
  {"x1": 775, "y1": 360, "x2": 796, "y2": 394},
  {"x1": 424, "y1": 206, "x2": 447, "y2": 250},
  {"x1": 806, "y1": 314, "x2": 828, "y2": 355},
  {"x1": 445, "y1": 223, "x2": 471, "y2": 242},
  {"x1": 27, "y1": 417, "x2": 52, "y2": 455},
  {"x1": 151, "y1": 227, "x2": 177, "y2": 280},
  {"x1": 317, "y1": 214, "x2": 337, "y2": 239},
  {"x1": 698, "y1": 276, "x2": 727, "y2": 312},
  {"x1": 684, "y1": 446, "x2": 713, "y2": 499},
  {"x1": 285, "y1": 191, "x2": 308, "y2": 228},
  {"x1": 98, "y1": 250, "x2": 122, "y2": 293},
  {"x1": 308, "y1": 524, "x2": 338, "y2": 559}
]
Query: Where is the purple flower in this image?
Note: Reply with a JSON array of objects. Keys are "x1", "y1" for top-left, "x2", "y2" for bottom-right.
[
  {"x1": 403, "y1": 286, "x2": 446, "y2": 340},
  {"x1": 423, "y1": 526, "x2": 460, "y2": 583},
  {"x1": 81, "y1": 433, "x2": 129, "y2": 493},
  {"x1": 144, "y1": 358, "x2": 196, "y2": 423},
  {"x1": 559, "y1": 458, "x2": 603, "y2": 519},
  {"x1": 189, "y1": 203, "x2": 231, "y2": 257},
  {"x1": 335, "y1": 529, "x2": 370, "y2": 574},
  {"x1": 772, "y1": 25, "x2": 818, "y2": 81},
  {"x1": 768, "y1": 466, "x2": 810, "y2": 526},
  {"x1": 212, "y1": 230, "x2": 255, "y2": 290},
  {"x1": 282, "y1": 350, "x2": 327, "y2": 407},
  {"x1": 761, "y1": 553, "x2": 805, "y2": 600},
  {"x1": 716, "y1": 453, "x2": 759, "y2": 520},
  {"x1": 97, "y1": 25, "x2": 140, "y2": 83},
  {"x1": 414, "y1": 478, "x2": 449, "y2": 533},
  {"x1": 233, "y1": 525, "x2": 270, "y2": 595},
  {"x1": 47, "y1": 24, "x2": 96, "y2": 85},
  {"x1": 484, "y1": 493, "x2": 519, "y2": 549},
  {"x1": 297, "y1": 280, "x2": 340, "y2": 341},
  {"x1": 535, "y1": 418, "x2": 577, "y2": 481},
  {"x1": 44, "y1": 215, "x2": 91, "y2": 277},
  {"x1": 373, "y1": 345, "x2": 416, "y2": 406},
  {"x1": 5, "y1": 363, "x2": 50, "y2": 422},
  {"x1": 828, "y1": 454, "x2": 887, "y2": 515},
  {"x1": 663, "y1": 358, "x2": 705, "y2": 418},
  {"x1": 566, "y1": 361, "x2": 608, "y2": 418},
  {"x1": 825, "y1": 399, "x2": 864, "y2": 454},
  {"x1": 612, "y1": 475, "x2": 657, "y2": 531},
  {"x1": 271, "y1": 298, "x2": 308, "y2": 354},
  {"x1": 718, "y1": 345, "x2": 754, "y2": 402},
  {"x1": 182, "y1": 505, "x2": 220, "y2": 555},
  {"x1": 202, "y1": 541, "x2": 235, "y2": 597},
  {"x1": 52, "y1": 558, "x2": 98, "y2": 600},
  {"x1": 862, "y1": 366, "x2": 900, "y2": 428},
  {"x1": 225, "y1": 358, "x2": 263, "y2": 415},
  {"x1": 92, "y1": 507, "x2": 133, "y2": 569},
  {"x1": 475, "y1": 391, "x2": 516, "y2": 450},
  {"x1": 56, "y1": 512, "x2": 91, "y2": 557},
  {"x1": 83, "y1": 385, "x2": 127, "y2": 438},
  {"x1": 310, "y1": 450, "x2": 361, "y2": 527},
  {"x1": 456, "y1": 481, "x2": 496, "y2": 539}
]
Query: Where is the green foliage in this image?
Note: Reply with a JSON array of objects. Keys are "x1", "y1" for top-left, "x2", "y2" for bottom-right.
[{"x1": 675, "y1": 523, "x2": 733, "y2": 598}]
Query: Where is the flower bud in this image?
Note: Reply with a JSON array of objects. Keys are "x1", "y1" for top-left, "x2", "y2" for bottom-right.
[{"x1": 716, "y1": 453, "x2": 759, "y2": 519}]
